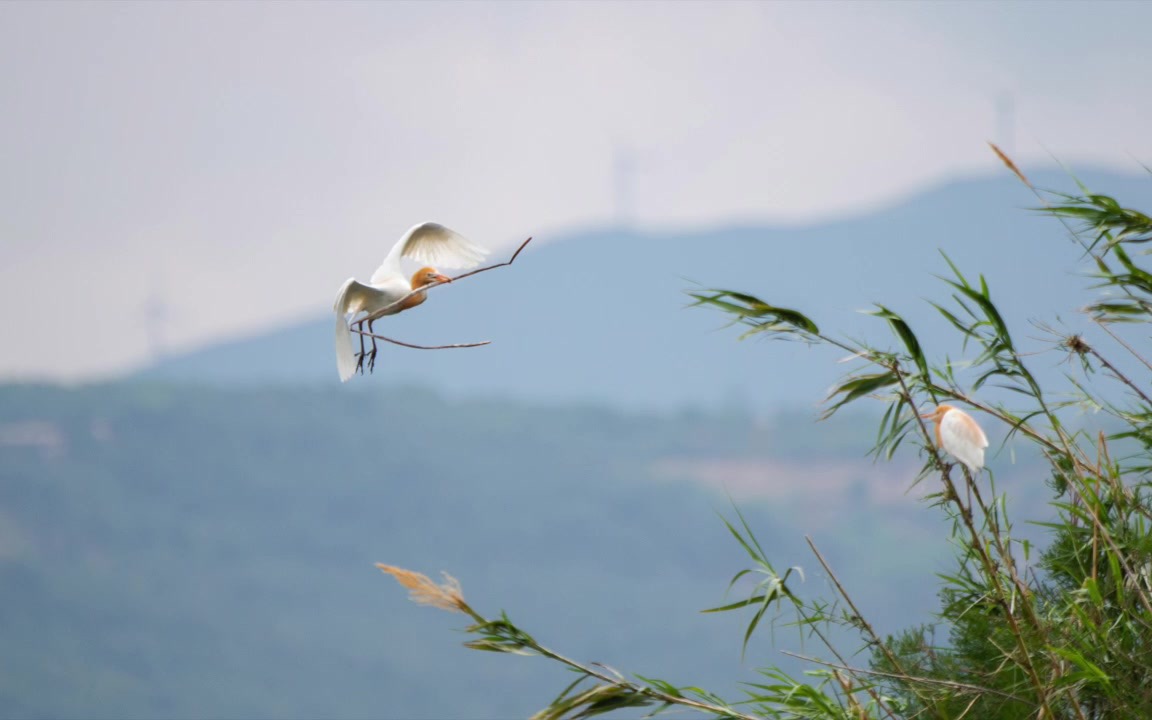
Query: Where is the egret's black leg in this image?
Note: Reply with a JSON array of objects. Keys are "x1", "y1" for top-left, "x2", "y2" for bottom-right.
[
  {"x1": 367, "y1": 319, "x2": 379, "y2": 373},
  {"x1": 355, "y1": 319, "x2": 367, "y2": 374}
]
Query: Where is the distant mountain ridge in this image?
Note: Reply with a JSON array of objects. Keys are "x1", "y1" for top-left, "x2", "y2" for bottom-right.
[{"x1": 138, "y1": 168, "x2": 1152, "y2": 410}]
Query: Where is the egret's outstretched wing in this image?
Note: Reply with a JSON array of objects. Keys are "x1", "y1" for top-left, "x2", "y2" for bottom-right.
[
  {"x1": 333, "y1": 278, "x2": 374, "y2": 382},
  {"x1": 370, "y1": 222, "x2": 488, "y2": 284},
  {"x1": 939, "y1": 409, "x2": 989, "y2": 472},
  {"x1": 333, "y1": 278, "x2": 377, "y2": 316}
]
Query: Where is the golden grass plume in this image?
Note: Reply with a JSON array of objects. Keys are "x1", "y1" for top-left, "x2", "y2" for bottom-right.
[{"x1": 376, "y1": 563, "x2": 471, "y2": 615}]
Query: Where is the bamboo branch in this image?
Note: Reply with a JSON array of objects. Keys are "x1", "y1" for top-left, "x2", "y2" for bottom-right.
[
  {"x1": 790, "y1": 539, "x2": 901, "y2": 720},
  {"x1": 523, "y1": 633, "x2": 759, "y2": 720},
  {"x1": 379, "y1": 563, "x2": 759, "y2": 719},
  {"x1": 1074, "y1": 336, "x2": 1152, "y2": 406},
  {"x1": 1095, "y1": 319, "x2": 1152, "y2": 374},
  {"x1": 805, "y1": 537, "x2": 908, "y2": 676},
  {"x1": 781, "y1": 651, "x2": 1029, "y2": 705}
]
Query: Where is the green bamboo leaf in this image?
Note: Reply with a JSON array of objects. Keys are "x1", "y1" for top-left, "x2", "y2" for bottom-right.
[
  {"x1": 1081, "y1": 576, "x2": 1104, "y2": 607},
  {"x1": 724, "y1": 568, "x2": 753, "y2": 594},
  {"x1": 547, "y1": 673, "x2": 593, "y2": 709},
  {"x1": 1049, "y1": 646, "x2": 1114, "y2": 691},
  {"x1": 690, "y1": 290, "x2": 820, "y2": 335},
  {"x1": 931, "y1": 302, "x2": 975, "y2": 337},
  {"x1": 532, "y1": 683, "x2": 654, "y2": 720},
  {"x1": 871, "y1": 305, "x2": 929, "y2": 379},
  {"x1": 1045, "y1": 205, "x2": 1103, "y2": 218},
  {"x1": 949, "y1": 281, "x2": 1013, "y2": 349},
  {"x1": 1088, "y1": 302, "x2": 1146, "y2": 319},
  {"x1": 1113, "y1": 246, "x2": 1152, "y2": 289},
  {"x1": 719, "y1": 514, "x2": 763, "y2": 565},
  {"x1": 731, "y1": 501, "x2": 769, "y2": 561},
  {"x1": 690, "y1": 295, "x2": 758, "y2": 319},
  {"x1": 700, "y1": 594, "x2": 769, "y2": 614},
  {"x1": 741, "y1": 596, "x2": 773, "y2": 659},
  {"x1": 633, "y1": 674, "x2": 684, "y2": 699},
  {"x1": 826, "y1": 372, "x2": 899, "y2": 414},
  {"x1": 716, "y1": 290, "x2": 779, "y2": 314},
  {"x1": 938, "y1": 250, "x2": 970, "y2": 289},
  {"x1": 463, "y1": 639, "x2": 535, "y2": 655}
]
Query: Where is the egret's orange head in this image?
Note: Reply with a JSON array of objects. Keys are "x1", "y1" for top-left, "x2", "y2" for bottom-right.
[
  {"x1": 920, "y1": 404, "x2": 956, "y2": 423},
  {"x1": 920, "y1": 404, "x2": 955, "y2": 446},
  {"x1": 411, "y1": 266, "x2": 453, "y2": 289}
]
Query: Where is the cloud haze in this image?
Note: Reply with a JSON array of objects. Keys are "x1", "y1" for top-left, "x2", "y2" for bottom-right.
[{"x1": 2, "y1": 1, "x2": 1150, "y2": 379}]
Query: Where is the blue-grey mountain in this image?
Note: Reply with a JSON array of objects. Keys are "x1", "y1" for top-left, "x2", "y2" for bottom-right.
[{"x1": 140, "y1": 169, "x2": 1152, "y2": 410}]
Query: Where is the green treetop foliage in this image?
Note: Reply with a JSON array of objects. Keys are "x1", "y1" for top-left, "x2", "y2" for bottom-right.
[{"x1": 381, "y1": 158, "x2": 1152, "y2": 720}]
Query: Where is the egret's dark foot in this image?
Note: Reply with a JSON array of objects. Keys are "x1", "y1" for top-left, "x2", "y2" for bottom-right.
[
  {"x1": 356, "y1": 322, "x2": 367, "y2": 367},
  {"x1": 355, "y1": 352, "x2": 366, "y2": 375},
  {"x1": 365, "y1": 322, "x2": 377, "y2": 372}
]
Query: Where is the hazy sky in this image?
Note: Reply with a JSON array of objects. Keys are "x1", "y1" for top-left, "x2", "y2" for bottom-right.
[{"x1": 3, "y1": 1, "x2": 1151, "y2": 380}]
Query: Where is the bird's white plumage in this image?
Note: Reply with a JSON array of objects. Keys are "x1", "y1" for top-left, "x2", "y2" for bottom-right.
[
  {"x1": 333, "y1": 278, "x2": 377, "y2": 317},
  {"x1": 370, "y1": 222, "x2": 488, "y2": 284},
  {"x1": 333, "y1": 222, "x2": 487, "y2": 382},
  {"x1": 333, "y1": 279, "x2": 364, "y2": 382},
  {"x1": 938, "y1": 407, "x2": 989, "y2": 473}
]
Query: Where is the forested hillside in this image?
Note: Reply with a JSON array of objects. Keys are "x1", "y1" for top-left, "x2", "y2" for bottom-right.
[{"x1": 0, "y1": 382, "x2": 1041, "y2": 719}]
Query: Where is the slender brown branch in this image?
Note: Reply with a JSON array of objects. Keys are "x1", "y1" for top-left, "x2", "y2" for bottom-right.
[
  {"x1": 356, "y1": 236, "x2": 534, "y2": 327},
  {"x1": 788, "y1": 541, "x2": 900, "y2": 720},
  {"x1": 781, "y1": 572, "x2": 899, "y2": 720},
  {"x1": 352, "y1": 330, "x2": 490, "y2": 351},
  {"x1": 803, "y1": 534, "x2": 935, "y2": 720},
  {"x1": 348, "y1": 236, "x2": 533, "y2": 367},
  {"x1": 961, "y1": 470, "x2": 1088, "y2": 720},
  {"x1": 1078, "y1": 338, "x2": 1152, "y2": 406},
  {"x1": 526, "y1": 635, "x2": 761, "y2": 720},
  {"x1": 448, "y1": 235, "x2": 534, "y2": 282},
  {"x1": 781, "y1": 651, "x2": 1029, "y2": 705},
  {"x1": 805, "y1": 536, "x2": 895, "y2": 660},
  {"x1": 1095, "y1": 319, "x2": 1152, "y2": 374}
]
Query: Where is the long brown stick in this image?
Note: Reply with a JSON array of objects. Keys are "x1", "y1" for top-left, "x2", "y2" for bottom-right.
[
  {"x1": 348, "y1": 236, "x2": 533, "y2": 368},
  {"x1": 355, "y1": 236, "x2": 534, "y2": 327},
  {"x1": 353, "y1": 330, "x2": 490, "y2": 351},
  {"x1": 448, "y1": 235, "x2": 534, "y2": 283}
]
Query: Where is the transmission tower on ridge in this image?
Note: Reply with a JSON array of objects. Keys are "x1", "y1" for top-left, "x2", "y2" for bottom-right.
[
  {"x1": 613, "y1": 143, "x2": 635, "y2": 228},
  {"x1": 995, "y1": 91, "x2": 1017, "y2": 157},
  {"x1": 142, "y1": 288, "x2": 171, "y2": 361}
]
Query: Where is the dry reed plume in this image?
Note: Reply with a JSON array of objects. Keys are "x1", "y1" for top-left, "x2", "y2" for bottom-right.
[{"x1": 375, "y1": 564, "x2": 472, "y2": 615}]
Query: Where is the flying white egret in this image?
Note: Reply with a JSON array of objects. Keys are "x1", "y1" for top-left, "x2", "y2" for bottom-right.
[
  {"x1": 333, "y1": 222, "x2": 488, "y2": 381},
  {"x1": 921, "y1": 404, "x2": 989, "y2": 473}
]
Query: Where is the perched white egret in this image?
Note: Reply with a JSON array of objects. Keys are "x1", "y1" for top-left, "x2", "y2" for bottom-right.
[
  {"x1": 333, "y1": 222, "x2": 488, "y2": 381},
  {"x1": 921, "y1": 404, "x2": 989, "y2": 473}
]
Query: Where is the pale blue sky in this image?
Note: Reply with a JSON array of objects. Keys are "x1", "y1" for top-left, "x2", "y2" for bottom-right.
[{"x1": 2, "y1": 1, "x2": 1150, "y2": 379}]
